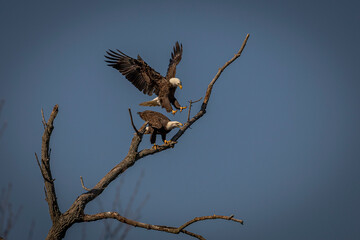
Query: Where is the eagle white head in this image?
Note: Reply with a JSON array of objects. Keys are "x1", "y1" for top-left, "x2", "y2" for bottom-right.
[
  {"x1": 166, "y1": 121, "x2": 183, "y2": 130},
  {"x1": 169, "y1": 78, "x2": 182, "y2": 89}
]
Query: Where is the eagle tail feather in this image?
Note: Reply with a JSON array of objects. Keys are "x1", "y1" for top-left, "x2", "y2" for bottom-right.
[{"x1": 139, "y1": 98, "x2": 161, "y2": 107}]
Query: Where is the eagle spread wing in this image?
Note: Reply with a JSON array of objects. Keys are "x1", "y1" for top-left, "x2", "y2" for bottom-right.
[
  {"x1": 105, "y1": 49, "x2": 163, "y2": 96},
  {"x1": 138, "y1": 111, "x2": 169, "y2": 129},
  {"x1": 165, "y1": 42, "x2": 183, "y2": 79}
]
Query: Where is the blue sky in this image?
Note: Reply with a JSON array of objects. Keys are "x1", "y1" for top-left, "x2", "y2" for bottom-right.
[{"x1": 0, "y1": 0, "x2": 360, "y2": 239}]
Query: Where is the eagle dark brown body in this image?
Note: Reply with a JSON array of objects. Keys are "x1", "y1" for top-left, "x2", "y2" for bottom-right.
[
  {"x1": 138, "y1": 110, "x2": 182, "y2": 147},
  {"x1": 105, "y1": 42, "x2": 186, "y2": 114}
]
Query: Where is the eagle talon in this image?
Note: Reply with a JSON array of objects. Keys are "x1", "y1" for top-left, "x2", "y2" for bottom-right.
[
  {"x1": 179, "y1": 106, "x2": 187, "y2": 112},
  {"x1": 164, "y1": 140, "x2": 176, "y2": 147},
  {"x1": 152, "y1": 144, "x2": 159, "y2": 150},
  {"x1": 171, "y1": 110, "x2": 177, "y2": 115}
]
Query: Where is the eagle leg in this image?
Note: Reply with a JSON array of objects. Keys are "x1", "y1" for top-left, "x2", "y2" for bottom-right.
[
  {"x1": 164, "y1": 140, "x2": 177, "y2": 148},
  {"x1": 152, "y1": 144, "x2": 159, "y2": 150},
  {"x1": 179, "y1": 106, "x2": 187, "y2": 112}
]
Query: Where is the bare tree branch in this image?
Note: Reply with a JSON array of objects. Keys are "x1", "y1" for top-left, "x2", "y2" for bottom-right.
[
  {"x1": 41, "y1": 108, "x2": 47, "y2": 129},
  {"x1": 187, "y1": 97, "x2": 202, "y2": 122},
  {"x1": 40, "y1": 34, "x2": 250, "y2": 240},
  {"x1": 203, "y1": 33, "x2": 250, "y2": 106},
  {"x1": 35, "y1": 153, "x2": 53, "y2": 183},
  {"x1": 177, "y1": 214, "x2": 243, "y2": 231},
  {"x1": 40, "y1": 105, "x2": 61, "y2": 224},
  {"x1": 128, "y1": 108, "x2": 139, "y2": 135},
  {"x1": 80, "y1": 177, "x2": 91, "y2": 191},
  {"x1": 83, "y1": 212, "x2": 242, "y2": 239},
  {"x1": 82, "y1": 212, "x2": 203, "y2": 239}
]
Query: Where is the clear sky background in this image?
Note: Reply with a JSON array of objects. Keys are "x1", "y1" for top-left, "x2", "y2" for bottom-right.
[{"x1": 1, "y1": 0, "x2": 360, "y2": 239}]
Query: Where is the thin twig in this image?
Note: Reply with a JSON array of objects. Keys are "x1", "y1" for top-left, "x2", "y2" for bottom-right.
[
  {"x1": 178, "y1": 214, "x2": 243, "y2": 232},
  {"x1": 187, "y1": 97, "x2": 202, "y2": 122},
  {"x1": 128, "y1": 108, "x2": 139, "y2": 135},
  {"x1": 35, "y1": 153, "x2": 53, "y2": 183},
  {"x1": 80, "y1": 176, "x2": 91, "y2": 191},
  {"x1": 192, "y1": 97, "x2": 203, "y2": 104},
  {"x1": 35, "y1": 152, "x2": 42, "y2": 170},
  {"x1": 41, "y1": 108, "x2": 47, "y2": 129},
  {"x1": 187, "y1": 100, "x2": 192, "y2": 122}
]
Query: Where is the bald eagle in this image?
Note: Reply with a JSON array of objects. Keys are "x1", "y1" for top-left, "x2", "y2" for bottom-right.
[
  {"x1": 105, "y1": 42, "x2": 186, "y2": 114},
  {"x1": 138, "y1": 110, "x2": 182, "y2": 149}
]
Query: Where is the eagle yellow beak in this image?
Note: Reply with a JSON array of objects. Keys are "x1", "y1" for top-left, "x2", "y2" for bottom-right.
[
  {"x1": 179, "y1": 123, "x2": 183, "y2": 127},
  {"x1": 179, "y1": 84, "x2": 182, "y2": 89}
]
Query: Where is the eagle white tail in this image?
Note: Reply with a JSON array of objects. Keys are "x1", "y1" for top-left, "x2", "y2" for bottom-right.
[{"x1": 139, "y1": 97, "x2": 161, "y2": 107}]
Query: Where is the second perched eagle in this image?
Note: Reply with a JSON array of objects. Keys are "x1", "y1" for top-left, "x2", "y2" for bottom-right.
[
  {"x1": 105, "y1": 42, "x2": 186, "y2": 114},
  {"x1": 138, "y1": 110, "x2": 182, "y2": 149}
]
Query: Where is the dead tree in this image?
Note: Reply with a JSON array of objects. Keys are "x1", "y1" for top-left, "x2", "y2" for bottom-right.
[{"x1": 36, "y1": 34, "x2": 250, "y2": 240}]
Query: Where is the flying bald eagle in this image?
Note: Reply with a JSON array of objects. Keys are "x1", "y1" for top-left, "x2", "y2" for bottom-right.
[
  {"x1": 138, "y1": 110, "x2": 182, "y2": 149},
  {"x1": 105, "y1": 42, "x2": 186, "y2": 114}
]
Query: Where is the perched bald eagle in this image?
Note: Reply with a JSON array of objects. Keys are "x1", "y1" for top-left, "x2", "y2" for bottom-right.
[
  {"x1": 138, "y1": 110, "x2": 182, "y2": 149},
  {"x1": 105, "y1": 42, "x2": 186, "y2": 114}
]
